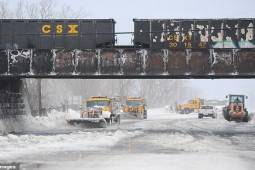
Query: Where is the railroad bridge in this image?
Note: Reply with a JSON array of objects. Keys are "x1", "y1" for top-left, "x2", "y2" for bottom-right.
[
  {"x1": 0, "y1": 48, "x2": 255, "y2": 78},
  {"x1": 0, "y1": 18, "x2": 255, "y2": 118}
]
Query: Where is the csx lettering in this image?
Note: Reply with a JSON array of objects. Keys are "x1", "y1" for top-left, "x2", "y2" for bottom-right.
[
  {"x1": 168, "y1": 35, "x2": 178, "y2": 41},
  {"x1": 42, "y1": 25, "x2": 51, "y2": 33},
  {"x1": 56, "y1": 25, "x2": 63, "y2": 33},
  {"x1": 41, "y1": 24, "x2": 79, "y2": 34},
  {"x1": 183, "y1": 35, "x2": 192, "y2": 41},
  {"x1": 68, "y1": 25, "x2": 78, "y2": 33}
]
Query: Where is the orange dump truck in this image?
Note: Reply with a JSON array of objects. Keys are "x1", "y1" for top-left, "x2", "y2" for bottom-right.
[
  {"x1": 122, "y1": 97, "x2": 147, "y2": 119},
  {"x1": 176, "y1": 97, "x2": 205, "y2": 114},
  {"x1": 66, "y1": 96, "x2": 120, "y2": 128}
]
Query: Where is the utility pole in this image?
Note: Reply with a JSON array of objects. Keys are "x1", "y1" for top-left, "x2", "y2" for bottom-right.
[
  {"x1": 120, "y1": 79, "x2": 124, "y2": 103},
  {"x1": 38, "y1": 79, "x2": 42, "y2": 117}
]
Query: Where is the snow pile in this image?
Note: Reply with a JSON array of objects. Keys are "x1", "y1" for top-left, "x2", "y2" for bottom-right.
[
  {"x1": 0, "y1": 109, "x2": 79, "y2": 134},
  {"x1": 0, "y1": 130, "x2": 143, "y2": 161},
  {"x1": 130, "y1": 108, "x2": 198, "y2": 130},
  {"x1": 139, "y1": 132, "x2": 233, "y2": 153},
  {"x1": 148, "y1": 108, "x2": 198, "y2": 120},
  {"x1": 248, "y1": 112, "x2": 255, "y2": 126},
  {"x1": 65, "y1": 109, "x2": 81, "y2": 120}
]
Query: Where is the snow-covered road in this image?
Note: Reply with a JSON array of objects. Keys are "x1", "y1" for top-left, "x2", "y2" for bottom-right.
[{"x1": 0, "y1": 108, "x2": 255, "y2": 170}]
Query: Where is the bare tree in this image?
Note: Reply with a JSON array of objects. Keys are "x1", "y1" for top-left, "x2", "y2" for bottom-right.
[
  {"x1": 0, "y1": 0, "x2": 87, "y2": 19},
  {"x1": 15, "y1": 0, "x2": 24, "y2": 19},
  {"x1": 39, "y1": 0, "x2": 56, "y2": 19},
  {"x1": 26, "y1": 1, "x2": 39, "y2": 19},
  {"x1": 0, "y1": 0, "x2": 13, "y2": 19},
  {"x1": 57, "y1": 5, "x2": 87, "y2": 19}
]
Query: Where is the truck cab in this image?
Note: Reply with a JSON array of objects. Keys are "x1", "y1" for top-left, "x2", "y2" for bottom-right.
[
  {"x1": 82, "y1": 96, "x2": 120, "y2": 124},
  {"x1": 123, "y1": 97, "x2": 147, "y2": 119},
  {"x1": 178, "y1": 97, "x2": 205, "y2": 114}
]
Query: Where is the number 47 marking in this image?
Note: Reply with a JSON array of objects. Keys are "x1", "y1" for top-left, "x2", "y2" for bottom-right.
[{"x1": 199, "y1": 42, "x2": 207, "y2": 48}]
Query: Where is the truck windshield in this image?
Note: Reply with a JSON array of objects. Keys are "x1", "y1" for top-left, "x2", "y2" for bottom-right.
[
  {"x1": 201, "y1": 106, "x2": 213, "y2": 109},
  {"x1": 87, "y1": 100, "x2": 109, "y2": 107},
  {"x1": 188, "y1": 100, "x2": 193, "y2": 104},
  {"x1": 126, "y1": 100, "x2": 142, "y2": 106},
  {"x1": 230, "y1": 96, "x2": 244, "y2": 103}
]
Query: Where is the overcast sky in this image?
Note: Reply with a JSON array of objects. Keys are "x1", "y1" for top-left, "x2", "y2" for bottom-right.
[{"x1": 6, "y1": 0, "x2": 255, "y2": 111}]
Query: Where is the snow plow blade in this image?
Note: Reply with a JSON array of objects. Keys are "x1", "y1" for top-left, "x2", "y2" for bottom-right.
[
  {"x1": 120, "y1": 112, "x2": 143, "y2": 119},
  {"x1": 67, "y1": 118, "x2": 107, "y2": 128}
]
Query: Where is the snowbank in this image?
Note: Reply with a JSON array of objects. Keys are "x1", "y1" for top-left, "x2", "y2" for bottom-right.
[
  {"x1": 0, "y1": 130, "x2": 143, "y2": 161},
  {"x1": 64, "y1": 109, "x2": 81, "y2": 121},
  {"x1": 0, "y1": 109, "x2": 79, "y2": 134}
]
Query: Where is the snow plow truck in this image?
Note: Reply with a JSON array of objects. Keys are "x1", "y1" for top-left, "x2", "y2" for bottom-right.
[
  {"x1": 66, "y1": 96, "x2": 120, "y2": 128},
  {"x1": 176, "y1": 97, "x2": 205, "y2": 114},
  {"x1": 122, "y1": 97, "x2": 147, "y2": 119},
  {"x1": 222, "y1": 94, "x2": 249, "y2": 122}
]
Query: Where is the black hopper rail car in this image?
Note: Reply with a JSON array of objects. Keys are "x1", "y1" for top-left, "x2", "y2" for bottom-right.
[
  {"x1": 0, "y1": 19, "x2": 116, "y2": 49},
  {"x1": 133, "y1": 19, "x2": 255, "y2": 49}
]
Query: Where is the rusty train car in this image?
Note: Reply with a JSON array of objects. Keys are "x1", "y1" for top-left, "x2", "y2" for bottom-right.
[{"x1": 134, "y1": 19, "x2": 255, "y2": 49}]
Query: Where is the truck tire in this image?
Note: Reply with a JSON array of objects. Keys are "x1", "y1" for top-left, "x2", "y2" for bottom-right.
[
  {"x1": 143, "y1": 110, "x2": 147, "y2": 119},
  {"x1": 223, "y1": 109, "x2": 230, "y2": 121},
  {"x1": 106, "y1": 118, "x2": 111, "y2": 126},
  {"x1": 184, "y1": 108, "x2": 190, "y2": 114},
  {"x1": 118, "y1": 115, "x2": 121, "y2": 125},
  {"x1": 212, "y1": 113, "x2": 216, "y2": 119},
  {"x1": 243, "y1": 112, "x2": 249, "y2": 122},
  {"x1": 99, "y1": 120, "x2": 107, "y2": 128}
]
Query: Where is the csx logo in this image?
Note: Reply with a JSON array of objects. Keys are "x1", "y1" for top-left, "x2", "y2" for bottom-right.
[{"x1": 41, "y1": 25, "x2": 78, "y2": 34}]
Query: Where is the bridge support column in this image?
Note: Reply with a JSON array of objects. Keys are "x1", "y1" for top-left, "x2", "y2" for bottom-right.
[{"x1": 0, "y1": 78, "x2": 31, "y2": 119}]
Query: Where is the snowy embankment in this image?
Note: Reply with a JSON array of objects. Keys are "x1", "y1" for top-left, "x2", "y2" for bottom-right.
[
  {"x1": 0, "y1": 109, "x2": 80, "y2": 134},
  {"x1": 0, "y1": 130, "x2": 143, "y2": 161},
  {"x1": 0, "y1": 109, "x2": 143, "y2": 161}
]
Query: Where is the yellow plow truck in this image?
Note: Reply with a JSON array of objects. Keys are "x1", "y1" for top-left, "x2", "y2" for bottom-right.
[
  {"x1": 122, "y1": 97, "x2": 147, "y2": 119},
  {"x1": 66, "y1": 96, "x2": 120, "y2": 128},
  {"x1": 176, "y1": 97, "x2": 205, "y2": 114}
]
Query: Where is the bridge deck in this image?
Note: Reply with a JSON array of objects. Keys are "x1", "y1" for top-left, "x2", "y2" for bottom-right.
[{"x1": 0, "y1": 48, "x2": 255, "y2": 79}]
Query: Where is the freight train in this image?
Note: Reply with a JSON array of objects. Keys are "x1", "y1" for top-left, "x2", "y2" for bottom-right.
[{"x1": 0, "y1": 18, "x2": 254, "y2": 50}]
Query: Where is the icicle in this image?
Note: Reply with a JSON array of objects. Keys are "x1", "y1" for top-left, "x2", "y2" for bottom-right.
[
  {"x1": 7, "y1": 49, "x2": 10, "y2": 75},
  {"x1": 96, "y1": 49, "x2": 101, "y2": 75},
  {"x1": 29, "y1": 50, "x2": 34, "y2": 75},
  {"x1": 74, "y1": 49, "x2": 81, "y2": 74},
  {"x1": 118, "y1": 49, "x2": 124, "y2": 75},
  {"x1": 137, "y1": 49, "x2": 148, "y2": 75},
  {"x1": 51, "y1": 49, "x2": 57, "y2": 75},
  {"x1": 162, "y1": 49, "x2": 168, "y2": 74},
  {"x1": 209, "y1": 49, "x2": 217, "y2": 75},
  {"x1": 185, "y1": 49, "x2": 191, "y2": 74},
  {"x1": 232, "y1": 49, "x2": 239, "y2": 75}
]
